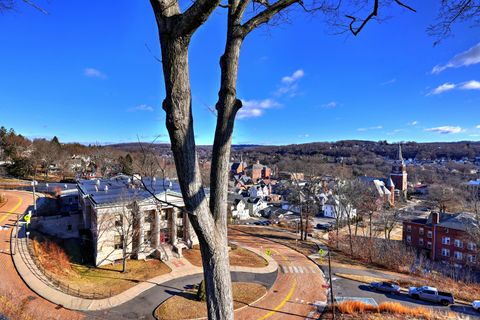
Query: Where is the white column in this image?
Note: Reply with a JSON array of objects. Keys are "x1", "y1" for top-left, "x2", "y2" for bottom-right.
[{"x1": 170, "y1": 208, "x2": 177, "y2": 245}]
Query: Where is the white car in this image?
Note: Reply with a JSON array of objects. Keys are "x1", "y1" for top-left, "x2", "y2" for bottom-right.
[{"x1": 473, "y1": 300, "x2": 480, "y2": 311}]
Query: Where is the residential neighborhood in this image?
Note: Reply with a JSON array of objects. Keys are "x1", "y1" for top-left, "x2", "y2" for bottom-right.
[{"x1": 2, "y1": 1, "x2": 480, "y2": 320}]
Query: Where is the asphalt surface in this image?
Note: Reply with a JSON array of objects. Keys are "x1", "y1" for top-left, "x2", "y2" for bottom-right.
[
  {"x1": 86, "y1": 270, "x2": 278, "y2": 320},
  {"x1": 326, "y1": 266, "x2": 480, "y2": 319}
]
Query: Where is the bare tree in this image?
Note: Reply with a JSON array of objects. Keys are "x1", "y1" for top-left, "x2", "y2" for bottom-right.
[
  {"x1": 378, "y1": 203, "x2": 400, "y2": 240},
  {"x1": 148, "y1": 1, "x2": 419, "y2": 318},
  {"x1": 0, "y1": 0, "x2": 47, "y2": 13}
]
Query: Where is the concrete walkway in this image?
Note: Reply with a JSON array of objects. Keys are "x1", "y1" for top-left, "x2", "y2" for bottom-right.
[{"x1": 11, "y1": 220, "x2": 278, "y2": 311}]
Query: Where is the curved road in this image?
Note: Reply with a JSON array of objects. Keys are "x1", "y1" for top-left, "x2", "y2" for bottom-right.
[
  {"x1": 1, "y1": 190, "x2": 327, "y2": 320},
  {"x1": 0, "y1": 190, "x2": 83, "y2": 320}
]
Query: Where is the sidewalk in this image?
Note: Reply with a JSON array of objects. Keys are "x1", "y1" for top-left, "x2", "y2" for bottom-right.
[{"x1": 11, "y1": 222, "x2": 278, "y2": 311}]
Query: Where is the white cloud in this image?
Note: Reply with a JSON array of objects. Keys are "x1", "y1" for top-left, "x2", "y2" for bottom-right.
[
  {"x1": 357, "y1": 125, "x2": 383, "y2": 132},
  {"x1": 432, "y1": 42, "x2": 480, "y2": 74},
  {"x1": 84, "y1": 67, "x2": 107, "y2": 79},
  {"x1": 425, "y1": 126, "x2": 464, "y2": 134},
  {"x1": 381, "y1": 78, "x2": 396, "y2": 85},
  {"x1": 321, "y1": 101, "x2": 339, "y2": 109},
  {"x1": 409, "y1": 121, "x2": 418, "y2": 126},
  {"x1": 129, "y1": 104, "x2": 154, "y2": 112},
  {"x1": 237, "y1": 99, "x2": 280, "y2": 119},
  {"x1": 277, "y1": 69, "x2": 304, "y2": 96},
  {"x1": 428, "y1": 83, "x2": 456, "y2": 95},
  {"x1": 298, "y1": 134, "x2": 310, "y2": 138},
  {"x1": 460, "y1": 80, "x2": 480, "y2": 90},
  {"x1": 476, "y1": 125, "x2": 480, "y2": 129}
]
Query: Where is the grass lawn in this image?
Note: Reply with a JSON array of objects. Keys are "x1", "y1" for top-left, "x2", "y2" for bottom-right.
[
  {"x1": 32, "y1": 235, "x2": 172, "y2": 297},
  {"x1": 233, "y1": 226, "x2": 319, "y2": 257},
  {"x1": 183, "y1": 244, "x2": 268, "y2": 268},
  {"x1": 155, "y1": 282, "x2": 267, "y2": 320}
]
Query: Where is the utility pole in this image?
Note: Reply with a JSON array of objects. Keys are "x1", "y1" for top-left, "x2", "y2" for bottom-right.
[
  {"x1": 32, "y1": 169, "x2": 37, "y2": 215},
  {"x1": 328, "y1": 249, "x2": 335, "y2": 319}
]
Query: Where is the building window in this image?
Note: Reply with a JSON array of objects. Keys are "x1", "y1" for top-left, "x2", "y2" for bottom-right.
[
  {"x1": 114, "y1": 235, "x2": 124, "y2": 250},
  {"x1": 441, "y1": 248, "x2": 450, "y2": 257},
  {"x1": 442, "y1": 237, "x2": 451, "y2": 245},
  {"x1": 67, "y1": 224, "x2": 72, "y2": 231},
  {"x1": 115, "y1": 216, "x2": 122, "y2": 228},
  {"x1": 454, "y1": 239, "x2": 463, "y2": 248},
  {"x1": 454, "y1": 251, "x2": 463, "y2": 260},
  {"x1": 468, "y1": 254, "x2": 477, "y2": 263},
  {"x1": 427, "y1": 231, "x2": 432, "y2": 238},
  {"x1": 444, "y1": 228, "x2": 449, "y2": 233},
  {"x1": 406, "y1": 235, "x2": 412, "y2": 243},
  {"x1": 427, "y1": 241, "x2": 432, "y2": 249},
  {"x1": 468, "y1": 242, "x2": 477, "y2": 251},
  {"x1": 419, "y1": 238, "x2": 424, "y2": 246},
  {"x1": 406, "y1": 225, "x2": 412, "y2": 233},
  {"x1": 144, "y1": 230, "x2": 152, "y2": 245},
  {"x1": 144, "y1": 210, "x2": 155, "y2": 223},
  {"x1": 419, "y1": 228, "x2": 424, "y2": 236}
]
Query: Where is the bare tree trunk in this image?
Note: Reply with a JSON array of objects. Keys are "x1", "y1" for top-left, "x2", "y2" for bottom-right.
[
  {"x1": 299, "y1": 208, "x2": 304, "y2": 240},
  {"x1": 369, "y1": 213, "x2": 373, "y2": 239},
  {"x1": 159, "y1": 35, "x2": 233, "y2": 319},
  {"x1": 346, "y1": 214, "x2": 354, "y2": 257}
]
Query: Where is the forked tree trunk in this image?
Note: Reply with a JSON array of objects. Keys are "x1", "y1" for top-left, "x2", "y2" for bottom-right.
[{"x1": 158, "y1": 34, "x2": 234, "y2": 320}]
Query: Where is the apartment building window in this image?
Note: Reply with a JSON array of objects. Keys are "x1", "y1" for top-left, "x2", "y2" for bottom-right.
[
  {"x1": 427, "y1": 231, "x2": 433, "y2": 238},
  {"x1": 419, "y1": 238, "x2": 424, "y2": 246},
  {"x1": 444, "y1": 228, "x2": 449, "y2": 233},
  {"x1": 406, "y1": 235, "x2": 412, "y2": 243},
  {"x1": 427, "y1": 241, "x2": 432, "y2": 249},
  {"x1": 441, "y1": 248, "x2": 450, "y2": 257},
  {"x1": 468, "y1": 254, "x2": 477, "y2": 263},
  {"x1": 454, "y1": 239, "x2": 463, "y2": 248},
  {"x1": 406, "y1": 225, "x2": 412, "y2": 233},
  {"x1": 454, "y1": 251, "x2": 463, "y2": 260},
  {"x1": 468, "y1": 242, "x2": 477, "y2": 251},
  {"x1": 114, "y1": 235, "x2": 124, "y2": 250},
  {"x1": 442, "y1": 237, "x2": 451, "y2": 245},
  {"x1": 419, "y1": 228, "x2": 424, "y2": 236},
  {"x1": 144, "y1": 230, "x2": 152, "y2": 245}
]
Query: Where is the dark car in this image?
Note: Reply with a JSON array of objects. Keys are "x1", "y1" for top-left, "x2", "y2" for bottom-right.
[
  {"x1": 316, "y1": 223, "x2": 333, "y2": 231},
  {"x1": 370, "y1": 281, "x2": 401, "y2": 294}
]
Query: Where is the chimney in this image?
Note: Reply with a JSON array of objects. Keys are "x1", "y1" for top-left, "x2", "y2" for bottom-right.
[
  {"x1": 104, "y1": 185, "x2": 109, "y2": 192},
  {"x1": 431, "y1": 212, "x2": 440, "y2": 225}
]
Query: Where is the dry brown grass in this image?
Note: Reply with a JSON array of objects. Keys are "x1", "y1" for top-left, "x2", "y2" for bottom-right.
[
  {"x1": 33, "y1": 239, "x2": 73, "y2": 276},
  {"x1": 154, "y1": 282, "x2": 267, "y2": 320},
  {"x1": 183, "y1": 244, "x2": 268, "y2": 268},
  {"x1": 31, "y1": 237, "x2": 171, "y2": 297},
  {"x1": 337, "y1": 301, "x2": 445, "y2": 320}
]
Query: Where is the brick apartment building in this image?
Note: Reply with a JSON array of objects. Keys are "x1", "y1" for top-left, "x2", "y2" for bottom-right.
[{"x1": 403, "y1": 211, "x2": 478, "y2": 269}]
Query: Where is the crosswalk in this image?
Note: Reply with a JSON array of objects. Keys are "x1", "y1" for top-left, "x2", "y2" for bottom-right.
[{"x1": 280, "y1": 265, "x2": 320, "y2": 274}]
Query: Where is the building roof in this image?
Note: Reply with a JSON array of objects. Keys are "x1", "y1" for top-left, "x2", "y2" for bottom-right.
[
  {"x1": 406, "y1": 212, "x2": 476, "y2": 232},
  {"x1": 77, "y1": 175, "x2": 183, "y2": 208}
]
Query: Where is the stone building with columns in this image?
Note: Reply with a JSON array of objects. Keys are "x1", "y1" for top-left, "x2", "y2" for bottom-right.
[{"x1": 77, "y1": 175, "x2": 198, "y2": 266}]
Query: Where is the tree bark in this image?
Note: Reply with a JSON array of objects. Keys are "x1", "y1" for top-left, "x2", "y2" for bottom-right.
[{"x1": 154, "y1": 13, "x2": 235, "y2": 315}]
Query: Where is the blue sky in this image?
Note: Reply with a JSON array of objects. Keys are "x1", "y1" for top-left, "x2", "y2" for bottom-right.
[{"x1": 0, "y1": 1, "x2": 479, "y2": 145}]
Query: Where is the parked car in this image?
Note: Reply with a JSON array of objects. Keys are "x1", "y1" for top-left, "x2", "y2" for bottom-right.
[
  {"x1": 473, "y1": 300, "x2": 480, "y2": 311},
  {"x1": 408, "y1": 286, "x2": 454, "y2": 306},
  {"x1": 369, "y1": 281, "x2": 401, "y2": 294},
  {"x1": 316, "y1": 223, "x2": 333, "y2": 231}
]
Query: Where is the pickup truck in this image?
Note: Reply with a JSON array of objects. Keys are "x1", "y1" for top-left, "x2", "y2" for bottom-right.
[{"x1": 408, "y1": 286, "x2": 454, "y2": 306}]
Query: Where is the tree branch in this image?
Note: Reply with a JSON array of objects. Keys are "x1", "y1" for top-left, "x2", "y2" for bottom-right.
[
  {"x1": 345, "y1": 0, "x2": 379, "y2": 36},
  {"x1": 179, "y1": 0, "x2": 222, "y2": 35},
  {"x1": 242, "y1": 0, "x2": 300, "y2": 34}
]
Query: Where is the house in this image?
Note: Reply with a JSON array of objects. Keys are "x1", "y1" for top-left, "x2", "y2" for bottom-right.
[
  {"x1": 227, "y1": 194, "x2": 249, "y2": 220},
  {"x1": 246, "y1": 197, "x2": 269, "y2": 217},
  {"x1": 322, "y1": 195, "x2": 357, "y2": 220},
  {"x1": 230, "y1": 160, "x2": 247, "y2": 176},
  {"x1": 248, "y1": 183, "x2": 271, "y2": 199},
  {"x1": 77, "y1": 175, "x2": 198, "y2": 266},
  {"x1": 277, "y1": 171, "x2": 304, "y2": 181},
  {"x1": 403, "y1": 211, "x2": 478, "y2": 269}
]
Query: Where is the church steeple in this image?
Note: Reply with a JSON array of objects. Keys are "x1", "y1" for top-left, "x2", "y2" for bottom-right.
[{"x1": 398, "y1": 144, "x2": 404, "y2": 163}]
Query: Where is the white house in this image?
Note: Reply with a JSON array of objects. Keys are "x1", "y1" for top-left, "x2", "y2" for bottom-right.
[
  {"x1": 248, "y1": 184, "x2": 270, "y2": 199},
  {"x1": 228, "y1": 195, "x2": 250, "y2": 220},
  {"x1": 322, "y1": 195, "x2": 357, "y2": 221},
  {"x1": 247, "y1": 197, "x2": 269, "y2": 217}
]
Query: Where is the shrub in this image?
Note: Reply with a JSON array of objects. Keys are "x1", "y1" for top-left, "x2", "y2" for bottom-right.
[{"x1": 196, "y1": 280, "x2": 206, "y2": 302}]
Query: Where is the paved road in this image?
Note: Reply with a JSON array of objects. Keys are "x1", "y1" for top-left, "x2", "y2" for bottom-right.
[
  {"x1": 0, "y1": 190, "x2": 83, "y2": 320},
  {"x1": 86, "y1": 271, "x2": 278, "y2": 320},
  {"x1": 332, "y1": 275, "x2": 480, "y2": 318}
]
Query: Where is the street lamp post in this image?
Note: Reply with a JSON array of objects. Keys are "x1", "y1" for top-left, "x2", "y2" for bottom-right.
[{"x1": 32, "y1": 179, "x2": 38, "y2": 215}]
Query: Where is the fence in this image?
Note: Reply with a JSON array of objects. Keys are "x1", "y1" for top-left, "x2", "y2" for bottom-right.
[{"x1": 23, "y1": 233, "x2": 113, "y2": 300}]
